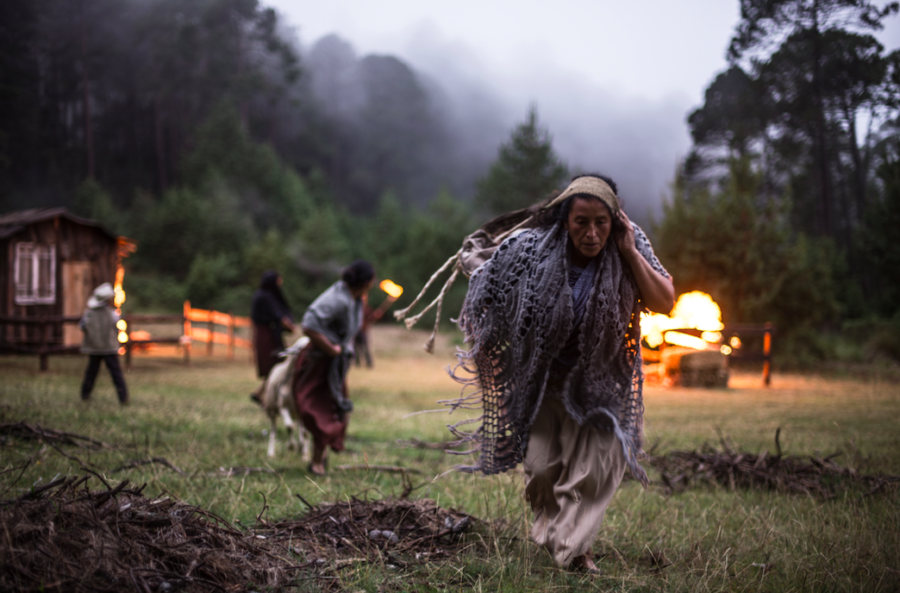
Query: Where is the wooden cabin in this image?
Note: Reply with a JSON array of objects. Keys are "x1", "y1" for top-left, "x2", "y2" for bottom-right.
[{"x1": 0, "y1": 208, "x2": 126, "y2": 352}]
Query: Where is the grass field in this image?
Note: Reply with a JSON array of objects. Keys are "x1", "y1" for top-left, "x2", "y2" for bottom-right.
[{"x1": 2, "y1": 325, "x2": 899, "y2": 592}]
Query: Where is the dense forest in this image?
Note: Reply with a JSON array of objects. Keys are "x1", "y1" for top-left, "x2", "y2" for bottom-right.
[{"x1": 1, "y1": 0, "x2": 898, "y2": 366}]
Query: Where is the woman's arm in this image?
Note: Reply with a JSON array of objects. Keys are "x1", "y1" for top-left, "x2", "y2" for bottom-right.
[
  {"x1": 615, "y1": 211, "x2": 675, "y2": 314},
  {"x1": 280, "y1": 316, "x2": 296, "y2": 333},
  {"x1": 302, "y1": 327, "x2": 341, "y2": 357}
]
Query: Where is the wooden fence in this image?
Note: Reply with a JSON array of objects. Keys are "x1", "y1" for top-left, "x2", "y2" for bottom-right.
[
  {"x1": 123, "y1": 301, "x2": 252, "y2": 368},
  {"x1": 0, "y1": 302, "x2": 252, "y2": 371},
  {"x1": 0, "y1": 315, "x2": 82, "y2": 371}
]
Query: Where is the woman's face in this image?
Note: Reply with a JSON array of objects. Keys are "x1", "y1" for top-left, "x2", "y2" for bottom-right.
[{"x1": 565, "y1": 196, "x2": 612, "y2": 266}]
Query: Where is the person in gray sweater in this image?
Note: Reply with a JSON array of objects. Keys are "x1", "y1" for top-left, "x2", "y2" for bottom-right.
[{"x1": 80, "y1": 282, "x2": 129, "y2": 404}]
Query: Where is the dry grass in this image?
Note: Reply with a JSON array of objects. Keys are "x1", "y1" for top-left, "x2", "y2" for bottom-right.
[{"x1": 1, "y1": 325, "x2": 899, "y2": 591}]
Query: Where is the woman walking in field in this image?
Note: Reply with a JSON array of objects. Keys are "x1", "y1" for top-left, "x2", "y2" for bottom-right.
[
  {"x1": 251, "y1": 270, "x2": 296, "y2": 379},
  {"x1": 294, "y1": 260, "x2": 375, "y2": 476},
  {"x1": 453, "y1": 174, "x2": 673, "y2": 572}
]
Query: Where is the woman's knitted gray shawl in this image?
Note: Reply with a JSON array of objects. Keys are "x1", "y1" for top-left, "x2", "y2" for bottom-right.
[{"x1": 451, "y1": 222, "x2": 664, "y2": 486}]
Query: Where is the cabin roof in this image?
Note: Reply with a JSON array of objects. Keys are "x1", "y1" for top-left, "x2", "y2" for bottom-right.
[{"x1": 0, "y1": 208, "x2": 117, "y2": 241}]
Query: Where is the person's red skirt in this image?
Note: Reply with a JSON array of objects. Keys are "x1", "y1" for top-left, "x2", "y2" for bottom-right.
[
  {"x1": 293, "y1": 347, "x2": 349, "y2": 453},
  {"x1": 253, "y1": 323, "x2": 282, "y2": 378}
]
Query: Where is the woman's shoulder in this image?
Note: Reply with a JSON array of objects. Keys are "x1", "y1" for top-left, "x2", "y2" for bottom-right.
[{"x1": 631, "y1": 223, "x2": 670, "y2": 279}]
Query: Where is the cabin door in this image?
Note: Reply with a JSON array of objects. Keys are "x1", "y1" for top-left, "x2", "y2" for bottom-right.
[{"x1": 62, "y1": 261, "x2": 92, "y2": 346}]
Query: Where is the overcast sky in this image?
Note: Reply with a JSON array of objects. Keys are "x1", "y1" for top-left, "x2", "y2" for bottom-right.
[{"x1": 267, "y1": 0, "x2": 900, "y2": 220}]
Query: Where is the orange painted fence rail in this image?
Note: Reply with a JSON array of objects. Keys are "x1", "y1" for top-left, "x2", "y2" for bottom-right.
[
  {"x1": 123, "y1": 301, "x2": 252, "y2": 368},
  {"x1": 182, "y1": 301, "x2": 252, "y2": 359}
]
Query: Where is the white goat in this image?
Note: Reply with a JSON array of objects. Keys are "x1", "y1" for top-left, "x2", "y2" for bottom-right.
[{"x1": 261, "y1": 336, "x2": 311, "y2": 459}]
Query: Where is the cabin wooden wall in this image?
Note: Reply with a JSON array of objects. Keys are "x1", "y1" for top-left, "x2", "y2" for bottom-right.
[{"x1": 1, "y1": 216, "x2": 117, "y2": 346}]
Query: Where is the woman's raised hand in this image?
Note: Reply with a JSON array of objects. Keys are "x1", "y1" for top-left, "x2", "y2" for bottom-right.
[{"x1": 615, "y1": 210, "x2": 636, "y2": 255}]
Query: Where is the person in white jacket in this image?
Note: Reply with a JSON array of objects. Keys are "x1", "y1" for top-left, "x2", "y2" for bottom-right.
[{"x1": 79, "y1": 283, "x2": 129, "y2": 404}]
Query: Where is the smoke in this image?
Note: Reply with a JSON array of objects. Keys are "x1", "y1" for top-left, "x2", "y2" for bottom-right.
[
  {"x1": 395, "y1": 25, "x2": 694, "y2": 228},
  {"x1": 300, "y1": 24, "x2": 695, "y2": 227}
]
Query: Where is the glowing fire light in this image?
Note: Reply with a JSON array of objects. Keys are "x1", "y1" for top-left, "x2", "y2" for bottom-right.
[
  {"x1": 380, "y1": 279, "x2": 404, "y2": 299},
  {"x1": 114, "y1": 265, "x2": 126, "y2": 309},
  {"x1": 641, "y1": 291, "x2": 725, "y2": 351},
  {"x1": 113, "y1": 237, "x2": 136, "y2": 312},
  {"x1": 664, "y1": 331, "x2": 710, "y2": 351}
]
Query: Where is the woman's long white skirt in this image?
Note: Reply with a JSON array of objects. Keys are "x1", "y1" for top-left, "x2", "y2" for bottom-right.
[{"x1": 523, "y1": 397, "x2": 627, "y2": 567}]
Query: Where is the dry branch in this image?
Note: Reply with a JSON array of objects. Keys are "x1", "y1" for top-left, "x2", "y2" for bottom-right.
[
  {"x1": 334, "y1": 464, "x2": 422, "y2": 474},
  {"x1": 208, "y1": 466, "x2": 277, "y2": 477},
  {"x1": 395, "y1": 438, "x2": 461, "y2": 450},
  {"x1": 112, "y1": 457, "x2": 186, "y2": 476},
  {"x1": 0, "y1": 421, "x2": 108, "y2": 449}
]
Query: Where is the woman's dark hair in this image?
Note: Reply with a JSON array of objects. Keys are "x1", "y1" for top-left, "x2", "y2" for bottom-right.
[
  {"x1": 342, "y1": 260, "x2": 375, "y2": 290},
  {"x1": 259, "y1": 270, "x2": 281, "y2": 292},
  {"x1": 538, "y1": 173, "x2": 626, "y2": 236},
  {"x1": 252, "y1": 270, "x2": 291, "y2": 324}
]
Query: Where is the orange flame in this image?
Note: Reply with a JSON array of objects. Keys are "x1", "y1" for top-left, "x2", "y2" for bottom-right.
[
  {"x1": 114, "y1": 265, "x2": 126, "y2": 309},
  {"x1": 641, "y1": 291, "x2": 724, "y2": 351},
  {"x1": 114, "y1": 237, "x2": 136, "y2": 312},
  {"x1": 380, "y1": 279, "x2": 404, "y2": 299}
]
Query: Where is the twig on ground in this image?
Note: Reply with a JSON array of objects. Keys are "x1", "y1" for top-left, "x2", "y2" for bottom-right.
[
  {"x1": 335, "y1": 465, "x2": 421, "y2": 474},
  {"x1": 0, "y1": 421, "x2": 108, "y2": 449},
  {"x1": 395, "y1": 438, "x2": 460, "y2": 450},
  {"x1": 209, "y1": 467, "x2": 277, "y2": 477},
  {"x1": 112, "y1": 457, "x2": 186, "y2": 476}
]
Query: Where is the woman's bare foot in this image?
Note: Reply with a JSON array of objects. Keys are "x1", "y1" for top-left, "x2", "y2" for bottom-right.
[
  {"x1": 308, "y1": 450, "x2": 328, "y2": 476},
  {"x1": 572, "y1": 553, "x2": 601, "y2": 574}
]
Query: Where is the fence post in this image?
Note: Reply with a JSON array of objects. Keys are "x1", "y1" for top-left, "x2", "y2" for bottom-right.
[
  {"x1": 207, "y1": 316, "x2": 214, "y2": 357},
  {"x1": 762, "y1": 323, "x2": 773, "y2": 387},
  {"x1": 183, "y1": 300, "x2": 192, "y2": 366},
  {"x1": 227, "y1": 312, "x2": 235, "y2": 361}
]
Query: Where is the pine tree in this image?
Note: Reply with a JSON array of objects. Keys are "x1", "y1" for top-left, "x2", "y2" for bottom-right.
[{"x1": 474, "y1": 106, "x2": 568, "y2": 215}]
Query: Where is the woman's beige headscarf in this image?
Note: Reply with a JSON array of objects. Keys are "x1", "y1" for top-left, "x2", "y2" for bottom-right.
[{"x1": 551, "y1": 176, "x2": 620, "y2": 215}]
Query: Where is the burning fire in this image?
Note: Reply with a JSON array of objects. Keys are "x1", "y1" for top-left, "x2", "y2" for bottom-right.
[
  {"x1": 113, "y1": 237, "x2": 137, "y2": 351},
  {"x1": 114, "y1": 237, "x2": 136, "y2": 312},
  {"x1": 641, "y1": 291, "x2": 726, "y2": 352},
  {"x1": 114, "y1": 265, "x2": 126, "y2": 309},
  {"x1": 380, "y1": 279, "x2": 404, "y2": 299}
]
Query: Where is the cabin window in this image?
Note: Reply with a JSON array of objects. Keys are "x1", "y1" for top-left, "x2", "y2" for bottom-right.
[{"x1": 14, "y1": 242, "x2": 56, "y2": 305}]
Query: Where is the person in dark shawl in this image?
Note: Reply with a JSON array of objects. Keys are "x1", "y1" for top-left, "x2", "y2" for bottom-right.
[
  {"x1": 452, "y1": 174, "x2": 674, "y2": 572},
  {"x1": 251, "y1": 271, "x2": 296, "y2": 379},
  {"x1": 295, "y1": 260, "x2": 375, "y2": 476}
]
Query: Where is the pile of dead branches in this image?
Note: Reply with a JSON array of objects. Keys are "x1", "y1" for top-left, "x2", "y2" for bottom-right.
[
  {"x1": 0, "y1": 475, "x2": 300, "y2": 592},
  {"x1": 0, "y1": 473, "x2": 478, "y2": 592},
  {"x1": 647, "y1": 429, "x2": 900, "y2": 499},
  {"x1": 260, "y1": 497, "x2": 475, "y2": 566}
]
